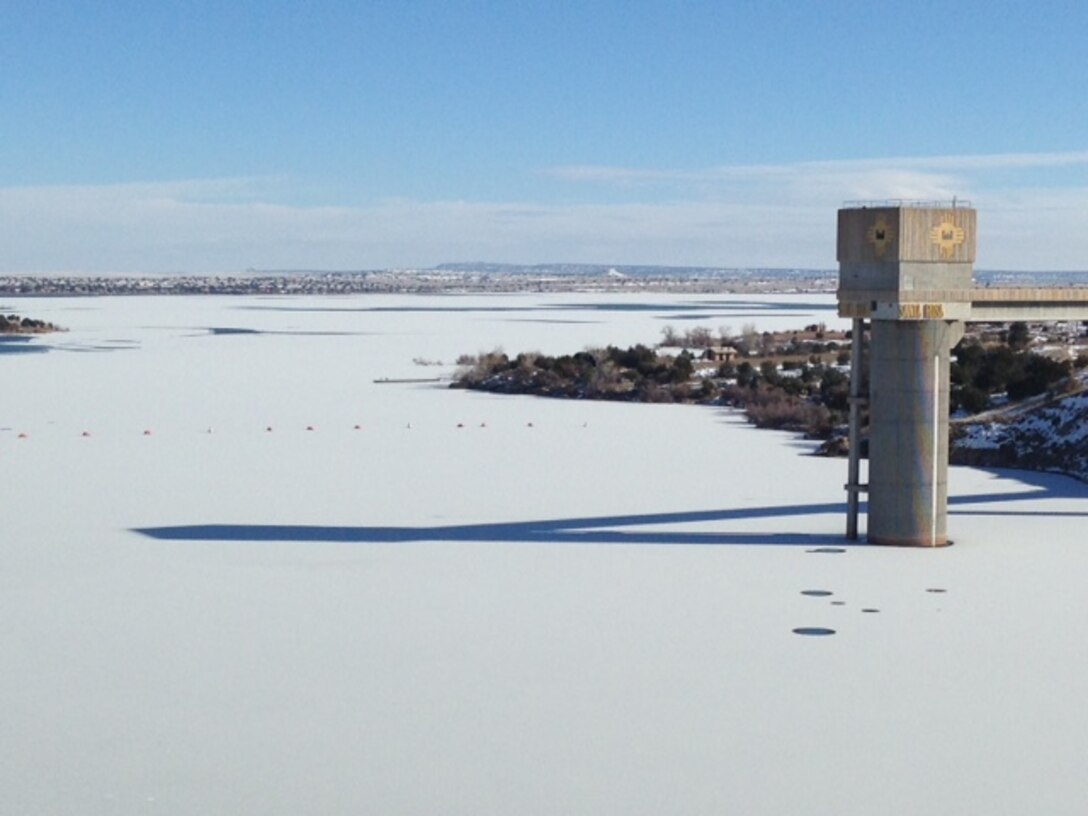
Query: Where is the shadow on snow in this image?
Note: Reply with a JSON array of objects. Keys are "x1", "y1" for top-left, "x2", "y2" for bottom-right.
[
  {"x1": 132, "y1": 473, "x2": 1088, "y2": 545},
  {"x1": 133, "y1": 502, "x2": 851, "y2": 546}
]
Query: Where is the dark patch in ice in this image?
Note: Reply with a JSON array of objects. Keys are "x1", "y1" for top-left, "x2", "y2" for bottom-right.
[
  {"x1": 806, "y1": 547, "x2": 846, "y2": 554},
  {"x1": 501, "y1": 319, "x2": 602, "y2": 325},
  {"x1": 861, "y1": 608, "x2": 880, "y2": 613},
  {"x1": 202, "y1": 327, "x2": 371, "y2": 337},
  {"x1": 925, "y1": 588, "x2": 947, "y2": 594},
  {"x1": 235, "y1": 300, "x2": 835, "y2": 318},
  {"x1": 793, "y1": 627, "x2": 836, "y2": 636},
  {"x1": 830, "y1": 601, "x2": 846, "y2": 606},
  {"x1": 239, "y1": 305, "x2": 534, "y2": 314},
  {"x1": 2, "y1": 336, "x2": 138, "y2": 354},
  {"x1": 801, "y1": 590, "x2": 833, "y2": 597},
  {"x1": 661, "y1": 312, "x2": 816, "y2": 322},
  {"x1": 53, "y1": 343, "x2": 137, "y2": 353},
  {"x1": 210, "y1": 326, "x2": 261, "y2": 335},
  {"x1": 692, "y1": 299, "x2": 835, "y2": 312},
  {"x1": 0, "y1": 337, "x2": 49, "y2": 355}
]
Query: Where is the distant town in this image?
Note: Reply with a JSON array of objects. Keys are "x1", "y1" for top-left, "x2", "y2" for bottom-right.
[{"x1": 2, "y1": 264, "x2": 1083, "y2": 298}]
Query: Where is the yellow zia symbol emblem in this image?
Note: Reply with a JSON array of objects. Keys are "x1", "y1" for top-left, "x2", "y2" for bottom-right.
[{"x1": 930, "y1": 220, "x2": 966, "y2": 258}]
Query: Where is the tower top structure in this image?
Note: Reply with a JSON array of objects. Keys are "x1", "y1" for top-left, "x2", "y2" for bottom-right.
[{"x1": 837, "y1": 202, "x2": 977, "y2": 323}]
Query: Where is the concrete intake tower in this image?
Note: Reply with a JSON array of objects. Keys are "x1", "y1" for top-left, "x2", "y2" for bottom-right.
[
  {"x1": 838, "y1": 202, "x2": 974, "y2": 546},
  {"x1": 838, "y1": 202, "x2": 1088, "y2": 546}
]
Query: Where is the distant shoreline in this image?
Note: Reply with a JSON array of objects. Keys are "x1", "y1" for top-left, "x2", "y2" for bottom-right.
[
  {"x1": 2, "y1": 267, "x2": 1084, "y2": 298},
  {"x1": 0, "y1": 270, "x2": 836, "y2": 298}
]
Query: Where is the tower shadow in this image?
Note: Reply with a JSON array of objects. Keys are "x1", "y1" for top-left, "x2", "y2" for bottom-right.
[
  {"x1": 134, "y1": 502, "x2": 850, "y2": 546},
  {"x1": 133, "y1": 471, "x2": 1087, "y2": 546}
]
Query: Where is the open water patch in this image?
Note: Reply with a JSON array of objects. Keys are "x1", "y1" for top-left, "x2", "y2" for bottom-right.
[
  {"x1": 51, "y1": 341, "x2": 139, "y2": 353},
  {"x1": 700, "y1": 299, "x2": 836, "y2": 313},
  {"x1": 661, "y1": 312, "x2": 818, "y2": 322},
  {"x1": 500, "y1": 318, "x2": 602, "y2": 325},
  {"x1": 201, "y1": 327, "x2": 372, "y2": 337},
  {"x1": 0, "y1": 337, "x2": 49, "y2": 355},
  {"x1": 236, "y1": 304, "x2": 546, "y2": 314},
  {"x1": 209, "y1": 326, "x2": 261, "y2": 335},
  {"x1": 234, "y1": 301, "x2": 822, "y2": 317}
]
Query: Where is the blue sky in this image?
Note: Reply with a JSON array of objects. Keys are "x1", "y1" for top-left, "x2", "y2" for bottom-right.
[{"x1": 3, "y1": 0, "x2": 1087, "y2": 273}]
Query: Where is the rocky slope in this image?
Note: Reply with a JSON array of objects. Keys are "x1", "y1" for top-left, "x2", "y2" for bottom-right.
[{"x1": 952, "y1": 385, "x2": 1088, "y2": 482}]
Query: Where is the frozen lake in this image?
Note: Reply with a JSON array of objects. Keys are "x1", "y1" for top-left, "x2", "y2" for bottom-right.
[{"x1": 3, "y1": 292, "x2": 1088, "y2": 814}]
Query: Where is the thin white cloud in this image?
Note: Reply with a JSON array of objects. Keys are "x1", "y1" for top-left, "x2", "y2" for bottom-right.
[
  {"x1": 0, "y1": 185, "x2": 835, "y2": 272},
  {"x1": 835, "y1": 151, "x2": 1088, "y2": 171},
  {"x1": 544, "y1": 157, "x2": 968, "y2": 212},
  {"x1": 545, "y1": 150, "x2": 1088, "y2": 185},
  {"x1": 3, "y1": 153, "x2": 1088, "y2": 273}
]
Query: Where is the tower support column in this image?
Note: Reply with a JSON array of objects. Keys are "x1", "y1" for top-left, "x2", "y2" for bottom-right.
[{"x1": 866, "y1": 319, "x2": 963, "y2": 546}]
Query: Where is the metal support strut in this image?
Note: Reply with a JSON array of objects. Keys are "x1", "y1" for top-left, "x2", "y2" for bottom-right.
[{"x1": 845, "y1": 318, "x2": 867, "y2": 540}]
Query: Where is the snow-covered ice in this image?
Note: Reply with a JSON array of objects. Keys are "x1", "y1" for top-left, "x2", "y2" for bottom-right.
[{"x1": 3, "y1": 293, "x2": 1088, "y2": 815}]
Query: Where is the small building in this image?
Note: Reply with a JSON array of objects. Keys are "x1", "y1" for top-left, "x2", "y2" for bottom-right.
[{"x1": 703, "y1": 345, "x2": 738, "y2": 363}]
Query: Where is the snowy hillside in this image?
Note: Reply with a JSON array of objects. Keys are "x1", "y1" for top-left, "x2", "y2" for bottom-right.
[{"x1": 953, "y1": 388, "x2": 1088, "y2": 481}]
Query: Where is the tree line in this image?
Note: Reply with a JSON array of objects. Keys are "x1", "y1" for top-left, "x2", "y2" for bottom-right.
[{"x1": 453, "y1": 320, "x2": 1088, "y2": 444}]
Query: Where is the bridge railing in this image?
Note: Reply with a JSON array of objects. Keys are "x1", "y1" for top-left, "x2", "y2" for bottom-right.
[{"x1": 841, "y1": 198, "x2": 973, "y2": 210}]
